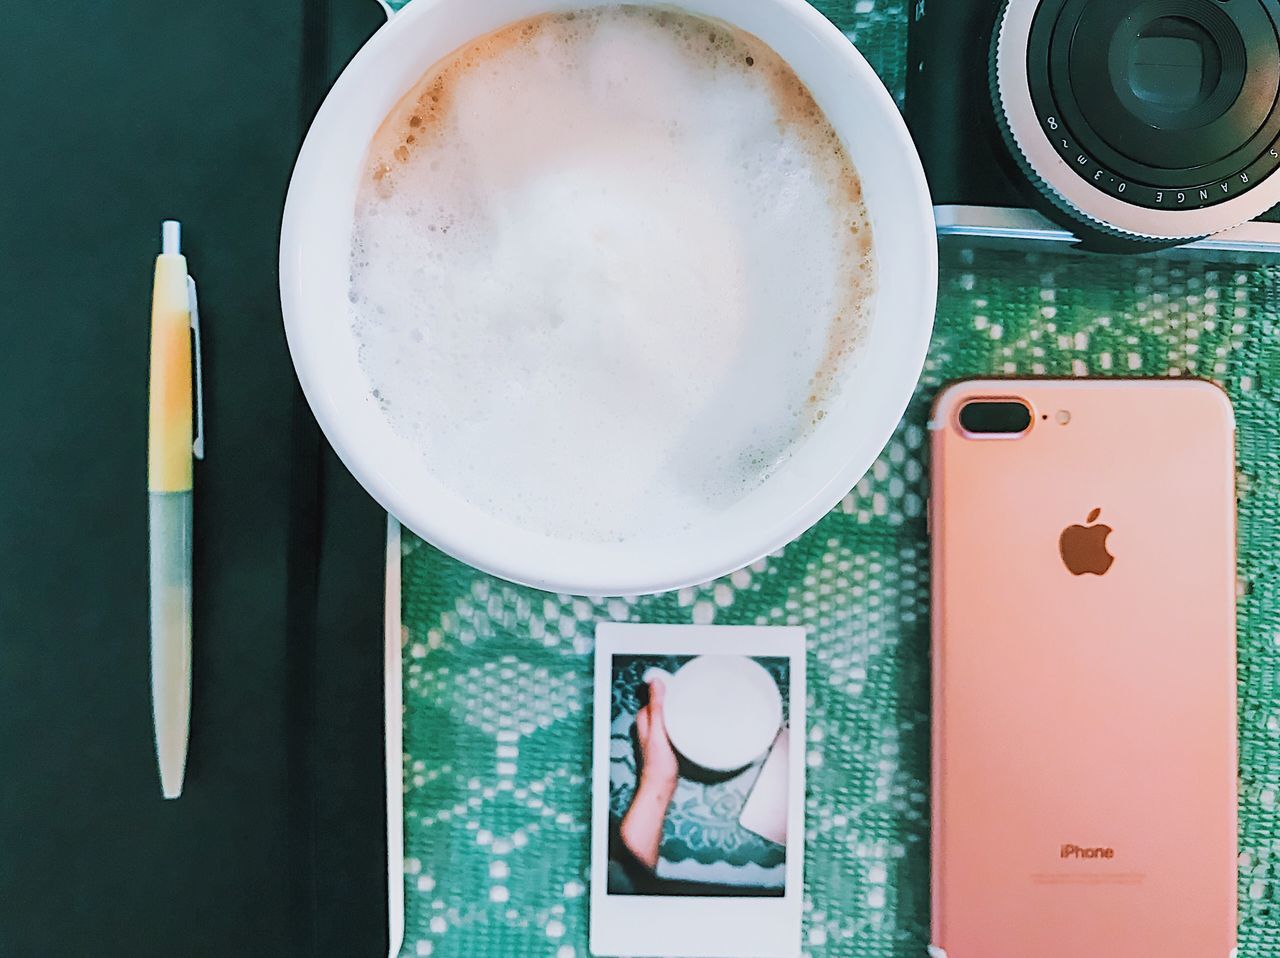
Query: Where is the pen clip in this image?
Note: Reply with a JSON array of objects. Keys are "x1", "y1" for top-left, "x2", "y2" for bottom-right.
[{"x1": 188, "y1": 276, "x2": 206, "y2": 461}]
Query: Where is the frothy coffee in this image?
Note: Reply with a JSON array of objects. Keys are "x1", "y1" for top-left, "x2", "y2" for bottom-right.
[{"x1": 350, "y1": 6, "x2": 876, "y2": 542}]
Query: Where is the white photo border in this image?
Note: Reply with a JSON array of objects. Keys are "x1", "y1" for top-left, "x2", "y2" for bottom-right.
[{"x1": 590, "y1": 623, "x2": 807, "y2": 958}]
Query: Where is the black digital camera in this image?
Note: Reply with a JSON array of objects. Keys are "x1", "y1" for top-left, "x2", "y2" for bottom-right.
[{"x1": 905, "y1": 0, "x2": 1280, "y2": 252}]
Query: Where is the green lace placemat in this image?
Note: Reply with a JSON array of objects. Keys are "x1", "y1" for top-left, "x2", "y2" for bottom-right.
[{"x1": 397, "y1": 2, "x2": 1280, "y2": 956}]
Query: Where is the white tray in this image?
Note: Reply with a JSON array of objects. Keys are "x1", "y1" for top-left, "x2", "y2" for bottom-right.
[{"x1": 384, "y1": 517, "x2": 405, "y2": 958}]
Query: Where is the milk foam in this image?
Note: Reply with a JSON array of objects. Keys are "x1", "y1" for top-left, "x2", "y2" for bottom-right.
[{"x1": 351, "y1": 6, "x2": 876, "y2": 543}]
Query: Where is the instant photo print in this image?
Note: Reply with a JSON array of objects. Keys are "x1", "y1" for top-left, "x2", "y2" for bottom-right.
[{"x1": 590, "y1": 624, "x2": 806, "y2": 958}]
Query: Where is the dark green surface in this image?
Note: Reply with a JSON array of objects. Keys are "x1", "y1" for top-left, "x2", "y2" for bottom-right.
[{"x1": 1, "y1": 2, "x2": 389, "y2": 954}]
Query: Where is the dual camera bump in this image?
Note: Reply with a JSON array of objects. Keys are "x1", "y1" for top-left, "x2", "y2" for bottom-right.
[{"x1": 957, "y1": 399, "x2": 1070, "y2": 437}]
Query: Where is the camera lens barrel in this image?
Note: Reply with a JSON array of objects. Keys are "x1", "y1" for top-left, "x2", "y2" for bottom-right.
[{"x1": 994, "y1": 0, "x2": 1280, "y2": 239}]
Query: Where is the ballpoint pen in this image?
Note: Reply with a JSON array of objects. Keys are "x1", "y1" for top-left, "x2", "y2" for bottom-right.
[{"x1": 148, "y1": 220, "x2": 204, "y2": 800}]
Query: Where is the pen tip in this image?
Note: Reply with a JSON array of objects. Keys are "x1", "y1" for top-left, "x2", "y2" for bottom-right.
[
  {"x1": 160, "y1": 757, "x2": 186, "y2": 800},
  {"x1": 161, "y1": 220, "x2": 181, "y2": 256}
]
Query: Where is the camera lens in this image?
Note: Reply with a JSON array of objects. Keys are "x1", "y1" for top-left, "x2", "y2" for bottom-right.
[
  {"x1": 993, "y1": 0, "x2": 1280, "y2": 241},
  {"x1": 958, "y1": 400, "x2": 1033, "y2": 434},
  {"x1": 1122, "y1": 19, "x2": 1225, "y2": 118}
]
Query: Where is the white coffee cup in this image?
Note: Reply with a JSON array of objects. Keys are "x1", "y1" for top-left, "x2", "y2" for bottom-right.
[
  {"x1": 280, "y1": 0, "x2": 936, "y2": 597},
  {"x1": 644, "y1": 656, "x2": 784, "y2": 772}
]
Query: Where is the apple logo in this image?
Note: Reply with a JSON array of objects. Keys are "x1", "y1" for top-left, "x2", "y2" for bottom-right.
[{"x1": 1059, "y1": 508, "x2": 1115, "y2": 576}]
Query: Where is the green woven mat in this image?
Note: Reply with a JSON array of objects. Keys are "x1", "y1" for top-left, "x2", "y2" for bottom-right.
[{"x1": 397, "y1": 2, "x2": 1280, "y2": 955}]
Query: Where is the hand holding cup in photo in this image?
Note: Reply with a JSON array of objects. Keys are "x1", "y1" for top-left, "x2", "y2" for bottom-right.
[
  {"x1": 620, "y1": 678, "x2": 681, "y2": 870},
  {"x1": 634, "y1": 678, "x2": 680, "y2": 795}
]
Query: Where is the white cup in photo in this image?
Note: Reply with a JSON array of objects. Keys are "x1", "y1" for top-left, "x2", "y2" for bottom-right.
[{"x1": 644, "y1": 656, "x2": 784, "y2": 773}]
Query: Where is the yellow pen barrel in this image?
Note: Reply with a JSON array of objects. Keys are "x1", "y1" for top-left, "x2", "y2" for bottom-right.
[{"x1": 148, "y1": 253, "x2": 193, "y2": 493}]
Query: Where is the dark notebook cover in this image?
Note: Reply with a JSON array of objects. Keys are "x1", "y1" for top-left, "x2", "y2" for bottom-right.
[{"x1": 1, "y1": 2, "x2": 392, "y2": 954}]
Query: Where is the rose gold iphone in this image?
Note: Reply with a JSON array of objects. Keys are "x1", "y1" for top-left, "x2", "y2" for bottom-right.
[{"x1": 929, "y1": 379, "x2": 1237, "y2": 958}]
